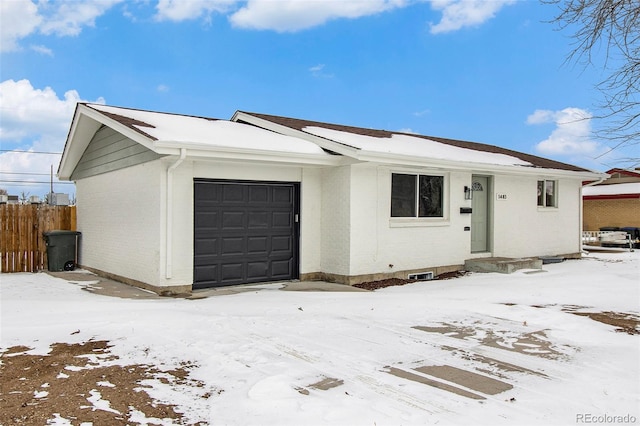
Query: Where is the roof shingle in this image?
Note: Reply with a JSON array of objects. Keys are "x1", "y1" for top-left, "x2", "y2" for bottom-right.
[{"x1": 240, "y1": 111, "x2": 592, "y2": 173}]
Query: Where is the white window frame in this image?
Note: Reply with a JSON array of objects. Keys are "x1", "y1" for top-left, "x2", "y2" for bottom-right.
[
  {"x1": 537, "y1": 179, "x2": 558, "y2": 208},
  {"x1": 390, "y1": 171, "x2": 449, "y2": 227}
]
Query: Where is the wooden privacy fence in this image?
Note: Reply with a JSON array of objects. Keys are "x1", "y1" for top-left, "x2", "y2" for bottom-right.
[{"x1": 0, "y1": 205, "x2": 77, "y2": 273}]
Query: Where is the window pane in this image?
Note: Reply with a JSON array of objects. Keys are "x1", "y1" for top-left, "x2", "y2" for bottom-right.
[
  {"x1": 391, "y1": 174, "x2": 416, "y2": 217},
  {"x1": 545, "y1": 180, "x2": 556, "y2": 207},
  {"x1": 537, "y1": 181, "x2": 544, "y2": 206},
  {"x1": 418, "y1": 175, "x2": 443, "y2": 217}
]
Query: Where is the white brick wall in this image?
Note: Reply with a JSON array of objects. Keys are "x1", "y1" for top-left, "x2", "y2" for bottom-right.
[
  {"x1": 492, "y1": 175, "x2": 582, "y2": 257},
  {"x1": 345, "y1": 167, "x2": 583, "y2": 277},
  {"x1": 349, "y1": 166, "x2": 471, "y2": 276},
  {"x1": 76, "y1": 160, "x2": 164, "y2": 286},
  {"x1": 320, "y1": 166, "x2": 351, "y2": 275},
  {"x1": 300, "y1": 168, "x2": 322, "y2": 274}
]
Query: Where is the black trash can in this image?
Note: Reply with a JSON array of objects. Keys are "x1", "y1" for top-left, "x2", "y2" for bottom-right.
[{"x1": 43, "y1": 230, "x2": 81, "y2": 272}]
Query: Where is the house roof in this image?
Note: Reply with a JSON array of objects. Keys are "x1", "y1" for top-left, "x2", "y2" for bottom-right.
[
  {"x1": 58, "y1": 104, "x2": 337, "y2": 179},
  {"x1": 59, "y1": 103, "x2": 605, "y2": 181},
  {"x1": 235, "y1": 111, "x2": 594, "y2": 173},
  {"x1": 583, "y1": 182, "x2": 640, "y2": 198},
  {"x1": 605, "y1": 168, "x2": 640, "y2": 178},
  {"x1": 84, "y1": 104, "x2": 326, "y2": 155}
]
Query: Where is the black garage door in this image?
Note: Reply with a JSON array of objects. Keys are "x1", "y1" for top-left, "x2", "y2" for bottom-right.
[{"x1": 193, "y1": 179, "x2": 300, "y2": 289}]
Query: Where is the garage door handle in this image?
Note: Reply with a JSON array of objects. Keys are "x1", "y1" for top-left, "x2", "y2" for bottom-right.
[{"x1": 295, "y1": 214, "x2": 299, "y2": 223}]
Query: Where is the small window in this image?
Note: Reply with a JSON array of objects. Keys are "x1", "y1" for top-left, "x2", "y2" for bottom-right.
[
  {"x1": 392, "y1": 173, "x2": 444, "y2": 218},
  {"x1": 537, "y1": 180, "x2": 557, "y2": 207}
]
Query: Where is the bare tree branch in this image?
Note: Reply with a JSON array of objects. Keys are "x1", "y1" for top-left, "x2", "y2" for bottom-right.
[{"x1": 544, "y1": 0, "x2": 640, "y2": 158}]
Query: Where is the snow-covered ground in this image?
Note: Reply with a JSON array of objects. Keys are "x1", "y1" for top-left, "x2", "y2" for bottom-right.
[{"x1": 1, "y1": 250, "x2": 639, "y2": 426}]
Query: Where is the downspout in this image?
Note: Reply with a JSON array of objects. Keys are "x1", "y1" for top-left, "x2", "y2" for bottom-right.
[{"x1": 166, "y1": 148, "x2": 187, "y2": 279}]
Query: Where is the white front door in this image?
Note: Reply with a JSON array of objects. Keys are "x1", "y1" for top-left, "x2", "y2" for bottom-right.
[{"x1": 471, "y1": 176, "x2": 489, "y2": 253}]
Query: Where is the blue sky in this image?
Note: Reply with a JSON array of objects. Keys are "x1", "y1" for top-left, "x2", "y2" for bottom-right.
[{"x1": 0, "y1": 0, "x2": 635, "y2": 198}]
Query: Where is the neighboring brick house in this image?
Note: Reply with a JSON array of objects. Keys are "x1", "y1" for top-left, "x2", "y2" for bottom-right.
[{"x1": 583, "y1": 168, "x2": 640, "y2": 231}]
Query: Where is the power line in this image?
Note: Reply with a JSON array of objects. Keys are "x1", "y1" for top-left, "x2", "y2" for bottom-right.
[
  {"x1": 0, "y1": 180, "x2": 74, "y2": 185},
  {"x1": 0, "y1": 171, "x2": 54, "y2": 176},
  {"x1": 0, "y1": 149, "x2": 62, "y2": 155}
]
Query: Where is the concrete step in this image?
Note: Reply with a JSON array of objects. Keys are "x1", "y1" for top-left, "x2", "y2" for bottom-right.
[{"x1": 464, "y1": 257, "x2": 543, "y2": 274}]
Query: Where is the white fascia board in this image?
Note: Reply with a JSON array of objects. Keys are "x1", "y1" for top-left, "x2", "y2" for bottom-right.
[
  {"x1": 153, "y1": 141, "x2": 352, "y2": 167},
  {"x1": 58, "y1": 104, "x2": 157, "y2": 180},
  {"x1": 359, "y1": 151, "x2": 605, "y2": 180},
  {"x1": 58, "y1": 106, "x2": 90, "y2": 180},
  {"x1": 232, "y1": 111, "x2": 361, "y2": 158},
  {"x1": 80, "y1": 104, "x2": 157, "y2": 151}
]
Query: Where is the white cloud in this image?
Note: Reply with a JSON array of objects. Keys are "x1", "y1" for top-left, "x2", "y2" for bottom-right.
[
  {"x1": 0, "y1": 79, "x2": 102, "y2": 196},
  {"x1": 0, "y1": 79, "x2": 96, "y2": 140},
  {"x1": 428, "y1": 0, "x2": 516, "y2": 34},
  {"x1": 1, "y1": 0, "x2": 515, "y2": 51},
  {"x1": 155, "y1": 0, "x2": 236, "y2": 21},
  {"x1": 229, "y1": 0, "x2": 405, "y2": 32},
  {"x1": 525, "y1": 109, "x2": 555, "y2": 125},
  {"x1": 527, "y1": 107, "x2": 600, "y2": 156},
  {"x1": 309, "y1": 64, "x2": 334, "y2": 78},
  {"x1": 38, "y1": 0, "x2": 123, "y2": 36},
  {"x1": 0, "y1": 0, "x2": 122, "y2": 52},
  {"x1": 29, "y1": 44, "x2": 54, "y2": 56},
  {"x1": 0, "y1": 0, "x2": 42, "y2": 52}
]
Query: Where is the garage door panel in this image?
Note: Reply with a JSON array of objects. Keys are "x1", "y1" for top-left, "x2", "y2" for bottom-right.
[
  {"x1": 222, "y1": 211, "x2": 245, "y2": 228},
  {"x1": 194, "y1": 253, "x2": 220, "y2": 266},
  {"x1": 222, "y1": 185, "x2": 244, "y2": 202},
  {"x1": 272, "y1": 211, "x2": 292, "y2": 228},
  {"x1": 195, "y1": 182, "x2": 220, "y2": 201},
  {"x1": 249, "y1": 186, "x2": 269, "y2": 202},
  {"x1": 221, "y1": 237, "x2": 245, "y2": 256},
  {"x1": 273, "y1": 186, "x2": 293, "y2": 203},
  {"x1": 194, "y1": 180, "x2": 299, "y2": 289},
  {"x1": 271, "y1": 235, "x2": 292, "y2": 253},
  {"x1": 194, "y1": 264, "x2": 218, "y2": 282},
  {"x1": 221, "y1": 263, "x2": 244, "y2": 281},
  {"x1": 247, "y1": 261, "x2": 269, "y2": 278},
  {"x1": 247, "y1": 236, "x2": 268, "y2": 254},
  {"x1": 195, "y1": 238, "x2": 218, "y2": 255},
  {"x1": 272, "y1": 259, "x2": 293, "y2": 278},
  {"x1": 195, "y1": 212, "x2": 219, "y2": 229},
  {"x1": 248, "y1": 211, "x2": 269, "y2": 228}
]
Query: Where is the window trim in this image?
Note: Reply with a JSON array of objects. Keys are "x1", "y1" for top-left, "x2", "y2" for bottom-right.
[
  {"x1": 390, "y1": 171, "x2": 449, "y2": 226},
  {"x1": 537, "y1": 179, "x2": 558, "y2": 208}
]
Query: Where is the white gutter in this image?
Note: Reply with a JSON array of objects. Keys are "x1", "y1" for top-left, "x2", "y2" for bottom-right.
[{"x1": 166, "y1": 148, "x2": 187, "y2": 279}]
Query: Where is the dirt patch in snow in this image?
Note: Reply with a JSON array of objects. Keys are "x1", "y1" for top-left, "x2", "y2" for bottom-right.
[
  {"x1": 354, "y1": 271, "x2": 467, "y2": 291},
  {"x1": 0, "y1": 340, "x2": 213, "y2": 425},
  {"x1": 505, "y1": 304, "x2": 640, "y2": 335},
  {"x1": 569, "y1": 311, "x2": 640, "y2": 335}
]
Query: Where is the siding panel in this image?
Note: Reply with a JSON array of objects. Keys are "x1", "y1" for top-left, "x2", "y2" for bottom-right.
[{"x1": 71, "y1": 126, "x2": 163, "y2": 180}]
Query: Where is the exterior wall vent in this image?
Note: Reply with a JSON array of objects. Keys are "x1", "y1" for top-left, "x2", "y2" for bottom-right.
[{"x1": 408, "y1": 271, "x2": 434, "y2": 281}]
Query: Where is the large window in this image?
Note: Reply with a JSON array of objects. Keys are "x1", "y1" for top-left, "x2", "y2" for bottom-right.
[
  {"x1": 391, "y1": 173, "x2": 444, "y2": 218},
  {"x1": 537, "y1": 180, "x2": 557, "y2": 207}
]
